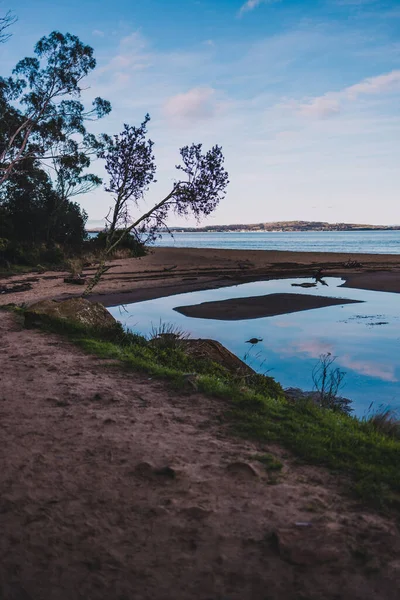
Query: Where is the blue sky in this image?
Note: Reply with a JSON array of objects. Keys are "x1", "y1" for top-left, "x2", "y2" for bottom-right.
[{"x1": 3, "y1": 0, "x2": 400, "y2": 226}]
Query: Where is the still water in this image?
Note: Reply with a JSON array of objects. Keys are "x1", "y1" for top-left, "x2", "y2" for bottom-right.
[
  {"x1": 154, "y1": 230, "x2": 400, "y2": 254},
  {"x1": 109, "y1": 278, "x2": 400, "y2": 416}
]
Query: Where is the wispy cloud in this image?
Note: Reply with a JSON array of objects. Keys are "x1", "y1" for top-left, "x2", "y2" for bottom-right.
[
  {"x1": 346, "y1": 70, "x2": 400, "y2": 98},
  {"x1": 164, "y1": 87, "x2": 219, "y2": 124},
  {"x1": 92, "y1": 29, "x2": 105, "y2": 37},
  {"x1": 96, "y1": 31, "x2": 153, "y2": 79},
  {"x1": 297, "y1": 96, "x2": 341, "y2": 118},
  {"x1": 289, "y1": 69, "x2": 400, "y2": 118},
  {"x1": 239, "y1": 0, "x2": 281, "y2": 17}
]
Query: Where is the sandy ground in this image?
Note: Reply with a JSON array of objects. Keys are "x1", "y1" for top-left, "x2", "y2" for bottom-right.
[
  {"x1": 1, "y1": 247, "x2": 400, "y2": 309},
  {"x1": 1, "y1": 309, "x2": 400, "y2": 600},
  {"x1": 174, "y1": 293, "x2": 362, "y2": 320}
]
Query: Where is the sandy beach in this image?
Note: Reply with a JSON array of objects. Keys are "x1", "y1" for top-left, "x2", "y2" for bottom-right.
[{"x1": 1, "y1": 247, "x2": 400, "y2": 310}]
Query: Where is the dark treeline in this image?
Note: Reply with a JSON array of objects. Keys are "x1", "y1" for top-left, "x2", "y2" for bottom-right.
[
  {"x1": 0, "y1": 25, "x2": 111, "y2": 267},
  {"x1": 0, "y1": 12, "x2": 228, "y2": 278}
]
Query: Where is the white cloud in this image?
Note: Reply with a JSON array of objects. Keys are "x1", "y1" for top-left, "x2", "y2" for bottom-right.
[
  {"x1": 96, "y1": 31, "x2": 153, "y2": 81},
  {"x1": 346, "y1": 70, "x2": 400, "y2": 99},
  {"x1": 239, "y1": 0, "x2": 281, "y2": 17},
  {"x1": 92, "y1": 29, "x2": 105, "y2": 37},
  {"x1": 292, "y1": 70, "x2": 400, "y2": 119},
  {"x1": 298, "y1": 96, "x2": 341, "y2": 118},
  {"x1": 164, "y1": 87, "x2": 218, "y2": 123}
]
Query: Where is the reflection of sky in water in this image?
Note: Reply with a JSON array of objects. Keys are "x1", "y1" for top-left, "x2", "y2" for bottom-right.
[{"x1": 109, "y1": 278, "x2": 400, "y2": 416}]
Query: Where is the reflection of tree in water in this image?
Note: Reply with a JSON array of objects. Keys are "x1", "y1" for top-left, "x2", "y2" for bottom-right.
[{"x1": 314, "y1": 268, "x2": 328, "y2": 286}]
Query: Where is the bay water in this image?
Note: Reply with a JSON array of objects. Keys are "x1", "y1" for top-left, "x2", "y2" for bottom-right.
[{"x1": 154, "y1": 230, "x2": 400, "y2": 254}]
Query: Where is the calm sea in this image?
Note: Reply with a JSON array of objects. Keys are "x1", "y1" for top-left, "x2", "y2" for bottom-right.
[{"x1": 154, "y1": 230, "x2": 400, "y2": 254}]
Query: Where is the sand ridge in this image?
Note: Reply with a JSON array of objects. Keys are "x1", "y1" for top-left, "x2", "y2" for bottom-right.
[{"x1": 174, "y1": 292, "x2": 362, "y2": 320}]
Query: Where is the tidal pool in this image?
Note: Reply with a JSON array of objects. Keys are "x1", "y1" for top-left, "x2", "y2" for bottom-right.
[{"x1": 109, "y1": 278, "x2": 400, "y2": 416}]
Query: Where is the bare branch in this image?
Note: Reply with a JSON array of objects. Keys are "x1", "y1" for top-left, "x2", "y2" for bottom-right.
[{"x1": 0, "y1": 10, "x2": 16, "y2": 44}]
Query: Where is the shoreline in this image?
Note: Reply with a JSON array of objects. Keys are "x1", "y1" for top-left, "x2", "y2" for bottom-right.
[{"x1": 1, "y1": 247, "x2": 400, "y2": 309}]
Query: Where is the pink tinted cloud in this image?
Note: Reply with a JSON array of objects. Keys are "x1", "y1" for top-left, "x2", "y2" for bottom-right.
[{"x1": 164, "y1": 87, "x2": 217, "y2": 123}]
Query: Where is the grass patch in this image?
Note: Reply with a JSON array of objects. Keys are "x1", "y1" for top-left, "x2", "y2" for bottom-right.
[
  {"x1": 10, "y1": 308, "x2": 400, "y2": 511},
  {"x1": 253, "y1": 453, "x2": 283, "y2": 472},
  {"x1": 231, "y1": 397, "x2": 400, "y2": 508}
]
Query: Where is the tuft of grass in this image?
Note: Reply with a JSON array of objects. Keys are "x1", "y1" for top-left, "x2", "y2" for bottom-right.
[
  {"x1": 148, "y1": 320, "x2": 190, "y2": 352},
  {"x1": 253, "y1": 453, "x2": 283, "y2": 472},
  {"x1": 11, "y1": 307, "x2": 400, "y2": 511},
  {"x1": 366, "y1": 408, "x2": 400, "y2": 441}
]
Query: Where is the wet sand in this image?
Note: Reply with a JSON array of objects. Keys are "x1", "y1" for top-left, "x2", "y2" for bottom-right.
[
  {"x1": 174, "y1": 293, "x2": 362, "y2": 321},
  {"x1": 1, "y1": 247, "x2": 400, "y2": 309}
]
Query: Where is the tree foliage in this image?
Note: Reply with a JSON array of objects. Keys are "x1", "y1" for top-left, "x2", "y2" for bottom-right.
[
  {"x1": 0, "y1": 31, "x2": 111, "y2": 185},
  {"x1": 84, "y1": 115, "x2": 229, "y2": 293},
  {"x1": 0, "y1": 159, "x2": 87, "y2": 265},
  {"x1": 0, "y1": 30, "x2": 107, "y2": 266},
  {"x1": 0, "y1": 29, "x2": 228, "y2": 276}
]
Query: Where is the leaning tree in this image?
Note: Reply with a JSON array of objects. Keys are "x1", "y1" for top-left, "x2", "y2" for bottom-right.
[
  {"x1": 84, "y1": 115, "x2": 229, "y2": 294},
  {"x1": 0, "y1": 31, "x2": 111, "y2": 186}
]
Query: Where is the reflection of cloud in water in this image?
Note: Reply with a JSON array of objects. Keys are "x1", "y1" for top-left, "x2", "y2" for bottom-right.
[
  {"x1": 281, "y1": 339, "x2": 334, "y2": 359},
  {"x1": 274, "y1": 320, "x2": 295, "y2": 329},
  {"x1": 282, "y1": 339, "x2": 398, "y2": 383},
  {"x1": 340, "y1": 355, "x2": 398, "y2": 383}
]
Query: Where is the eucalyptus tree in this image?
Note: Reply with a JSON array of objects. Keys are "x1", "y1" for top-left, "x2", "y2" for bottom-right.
[{"x1": 0, "y1": 31, "x2": 111, "y2": 186}]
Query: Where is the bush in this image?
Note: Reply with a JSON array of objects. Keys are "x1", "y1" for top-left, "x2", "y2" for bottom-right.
[{"x1": 84, "y1": 231, "x2": 147, "y2": 258}]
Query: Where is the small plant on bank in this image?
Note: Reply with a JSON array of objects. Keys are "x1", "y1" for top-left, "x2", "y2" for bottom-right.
[
  {"x1": 149, "y1": 320, "x2": 190, "y2": 351},
  {"x1": 364, "y1": 405, "x2": 400, "y2": 440},
  {"x1": 312, "y1": 352, "x2": 348, "y2": 413},
  {"x1": 253, "y1": 453, "x2": 283, "y2": 472}
]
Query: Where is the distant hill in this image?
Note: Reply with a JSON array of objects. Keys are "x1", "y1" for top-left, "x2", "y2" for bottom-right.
[
  {"x1": 86, "y1": 221, "x2": 400, "y2": 234},
  {"x1": 165, "y1": 221, "x2": 400, "y2": 233}
]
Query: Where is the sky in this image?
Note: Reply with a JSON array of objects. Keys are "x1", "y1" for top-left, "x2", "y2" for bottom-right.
[{"x1": 2, "y1": 0, "x2": 400, "y2": 226}]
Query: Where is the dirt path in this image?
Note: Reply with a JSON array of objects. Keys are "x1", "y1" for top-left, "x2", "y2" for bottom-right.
[{"x1": 1, "y1": 311, "x2": 400, "y2": 600}]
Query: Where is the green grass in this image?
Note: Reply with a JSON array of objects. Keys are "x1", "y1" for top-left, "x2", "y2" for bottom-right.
[
  {"x1": 10, "y1": 309, "x2": 400, "y2": 511},
  {"x1": 231, "y1": 396, "x2": 400, "y2": 508},
  {"x1": 253, "y1": 453, "x2": 283, "y2": 472}
]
